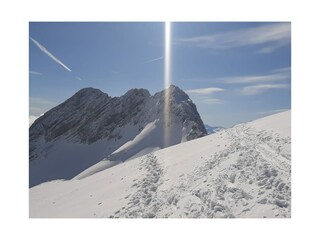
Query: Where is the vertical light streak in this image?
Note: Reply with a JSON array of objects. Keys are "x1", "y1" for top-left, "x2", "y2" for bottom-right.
[{"x1": 164, "y1": 21, "x2": 171, "y2": 147}]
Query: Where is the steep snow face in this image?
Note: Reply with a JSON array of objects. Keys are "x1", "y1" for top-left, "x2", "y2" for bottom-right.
[
  {"x1": 30, "y1": 111, "x2": 291, "y2": 218},
  {"x1": 29, "y1": 85, "x2": 207, "y2": 187}
]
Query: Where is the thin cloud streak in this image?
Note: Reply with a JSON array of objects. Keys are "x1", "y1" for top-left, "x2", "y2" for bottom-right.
[
  {"x1": 270, "y1": 67, "x2": 291, "y2": 73},
  {"x1": 241, "y1": 84, "x2": 289, "y2": 95},
  {"x1": 220, "y1": 68, "x2": 290, "y2": 84},
  {"x1": 176, "y1": 23, "x2": 290, "y2": 53},
  {"x1": 29, "y1": 97, "x2": 56, "y2": 116},
  {"x1": 186, "y1": 87, "x2": 224, "y2": 95},
  {"x1": 142, "y1": 56, "x2": 163, "y2": 64},
  {"x1": 190, "y1": 96, "x2": 223, "y2": 106},
  {"x1": 30, "y1": 37, "x2": 72, "y2": 72},
  {"x1": 29, "y1": 71, "x2": 42, "y2": 75},
  {"x1": 30, "y1": 97, "x2": 56, "y2": 106},
  {"x1": 180, "y1": 67, "x2": 291, "y2": 84}
]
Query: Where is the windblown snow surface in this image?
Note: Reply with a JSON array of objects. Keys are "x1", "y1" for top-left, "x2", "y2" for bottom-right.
[{"x1": 30, "y1": 111, "x2": 291, "y2": 218}]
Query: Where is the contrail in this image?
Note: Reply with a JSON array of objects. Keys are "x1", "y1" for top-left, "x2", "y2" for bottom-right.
[
  {"x1": 29, "y1": 71, "x2": 42, "y2": 75},
  {"x1": 30, "y1": 37, "x2": 72, "y2": 72},
  {"x1": 142, "y1": 56, "x2": 163, "y2": 64}
]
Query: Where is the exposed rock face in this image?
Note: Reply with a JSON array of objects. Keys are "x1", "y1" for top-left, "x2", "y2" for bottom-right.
[
  {"x1": 30, "y1": 87, "x2": 150, "y2": 144},
  {"x1": 29, "y1": 85, "x2": 207, "y2": 186},
  {"x1": 152, "y1": 85, "x2": 207, "y2": 141}
]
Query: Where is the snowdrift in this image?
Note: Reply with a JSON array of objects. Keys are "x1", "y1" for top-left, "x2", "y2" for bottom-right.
[{"x1": 30, "y1": 111, "x2": 291, "y2": 218}]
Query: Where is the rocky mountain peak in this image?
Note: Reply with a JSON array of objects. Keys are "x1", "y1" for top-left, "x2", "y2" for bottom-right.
[
  {"x1": 30, "y1": 85, "x2": 208, "y2": 186},
  {"x1": 166, "y1": 85, "x2": 190, "y2": 104},
  {"x1": 123, "y1": 88, "x2": 151, "y2": 99}
]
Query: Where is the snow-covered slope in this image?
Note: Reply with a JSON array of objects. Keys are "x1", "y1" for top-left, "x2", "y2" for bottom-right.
[
  {"x1": 204, "y1": 124, "x2": 225, "y2": 134},
  {"x1": 29, "y1": 85, "x2": 207, "y2": 187},
  {"x1": 30, "y1": 110, "x2": 291, "y2": 218}
]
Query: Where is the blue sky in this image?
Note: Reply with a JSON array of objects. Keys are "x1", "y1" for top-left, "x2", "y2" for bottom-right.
[{"x1": 29, "y1": 22, "x2": 291, "y2": 127}]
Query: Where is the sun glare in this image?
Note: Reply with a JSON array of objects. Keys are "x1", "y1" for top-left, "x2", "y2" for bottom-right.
[
  {"x1": 164, "y1": 21, "x2": 171, "y2": 89},
  {"x1": 164, "y1": 21, "x2": 171, "y2": 147}
]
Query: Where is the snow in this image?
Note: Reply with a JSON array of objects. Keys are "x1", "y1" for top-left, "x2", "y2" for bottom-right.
[
  {"x1": 29, "y1": 115, "x2": 39, "y2": 126},
  {"x1": 248, "y1": 110, "x2": 291, "y2": 138},
  {"x1": 204, "y1": 124, "x2": 225, "y2": 134},
  {"x1": 29, "y1": 86, "x2": 206, "y2": 187},
  {"x1": 108, "y1": 119, "x2": 165, "y2": 161},
  {"x1": 29, "y1": 137, "x2": 121, "y2": 187},
  {"x1": 30, "y1": 110, "x2": 291, "y2": 218}
]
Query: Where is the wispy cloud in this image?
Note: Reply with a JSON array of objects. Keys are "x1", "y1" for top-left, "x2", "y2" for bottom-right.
[
  {"x1": 220, "y1": 67, "x2": 290, "y2": 84},
  {"x1": 270, "y1": 67, "x2": 291, "y2": 74},
  {"x1": 256, "y1": 45, "x2": 282, "y2": 54},
  {"x1": 241, "y1": 84, "x2": 289, "y2": 95},
  {"x1": 30, "y1": 37, "x2": 72, "y2": 72},
  {"x1": 190, "y1": 96, "x2": 223, "y2": 105},
  {"x1": 142, "y1": 56, "x2": 163, "y2": 64},
  {"x1": 176, "y1": 23, "x2": 290, "y2": 53},
  {"x1": 30, "y1": 97, "x2": 56, "y2": 116},
  {"x1": 186, "y1": 88, "x2": 224, "y2": 105},
  {"x1": 186, "y1": 87, "x2": 224, "y2": 95},
  {"x1": 29, "y1": 70, "x2": 42, "y2": 75},
  {"x1": 256, "y1": 109, "x2": 289, "y2": 115}
]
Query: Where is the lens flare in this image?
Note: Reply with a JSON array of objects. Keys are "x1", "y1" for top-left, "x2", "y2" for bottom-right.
[{"x1": 164, "y1": 21, "x2": 171, "y2": 147}]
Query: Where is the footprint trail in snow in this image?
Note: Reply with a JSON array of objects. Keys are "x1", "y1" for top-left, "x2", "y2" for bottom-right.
[
  {"x1": 112, "y1": 153, "x2": 164, "y2": 218},
  {"x1": 30, "y1": 111, "x2": 291, "y2": 218},
  {"x1": 110, "y1": 122, "x2": 291, "y2": 218}
]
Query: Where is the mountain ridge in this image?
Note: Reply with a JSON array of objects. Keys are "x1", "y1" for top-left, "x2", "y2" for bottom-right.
[{"x1": 29, "y1": 85, "x2": 207, "y2": 187}]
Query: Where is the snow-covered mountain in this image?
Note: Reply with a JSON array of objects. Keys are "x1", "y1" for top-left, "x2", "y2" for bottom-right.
[
  {"x1": 29, "y1": 85, "x2": 207, "y2": 187},
  {"x1": 204, "y1": 124, "x2": 225, "y2": 134},
  {"x1": 30, "y1": 110, "x2": 291, "y2": 218}
]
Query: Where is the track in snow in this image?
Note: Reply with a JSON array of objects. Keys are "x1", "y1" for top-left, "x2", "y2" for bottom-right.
[
  {"x1": 108, "y1": 123, "x2": 291, "y2": 218},
  {"x1": 110, "y1": 153, "x2": 164, "y2": 218},
  {"x1": 30, "y1": 113, "x2": 291, "y2": 218}
]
